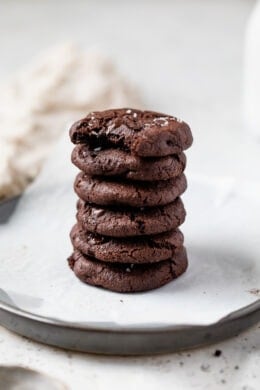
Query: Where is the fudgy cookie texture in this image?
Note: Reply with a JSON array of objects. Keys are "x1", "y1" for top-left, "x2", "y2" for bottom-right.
[
  {"x1": 69, "y1": 108, "x2": 193, "y2": 157},
  {"x1": 74, "y1": 172, "x2": 187, "y2": 207},
  {"x1": 77, "y1": 198, "x2": 186, "y2": 237},
  {"x1": 68, "y1": 108, "x2": 192, "y2": 292},
  {"x1": 70, "y1": 224, "x2": 184, "y2": 263},
  {"x1": 68, "y1": 247, "x2": 188, "y2": 293},
  {"x1": 72, "y1": 144, "x2": 186, "y2": 181}
]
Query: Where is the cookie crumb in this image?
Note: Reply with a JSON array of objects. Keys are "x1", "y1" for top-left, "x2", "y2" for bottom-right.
[
  {"x1": 153, "y1": 117, "x2": 169, "y2": 126},
  {"x1": 234, "y1": 365, "x2": 239, "y2": 370},
  {"x1": 200, "y1": 364, "x2": 210, "y2": 372},
  {"x1": 214, "y1": 349, "x2": 222, "y2": 357},
  {"x1": 179, "y1": 361, "x2": 184, "y2": 366},
  {"x1": 248, "y1": 288, "x2": 260, "y2": 296}
]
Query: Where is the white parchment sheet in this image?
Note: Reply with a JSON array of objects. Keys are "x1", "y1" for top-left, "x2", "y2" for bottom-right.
[{"x1": 0, "y1": 135, "x2": 259, "y2": 326}]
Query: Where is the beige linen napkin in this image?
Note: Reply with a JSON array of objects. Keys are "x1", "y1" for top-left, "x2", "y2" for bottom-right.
[{"x1": 0, "y1": 43, "x2": 142, "y2": 200}]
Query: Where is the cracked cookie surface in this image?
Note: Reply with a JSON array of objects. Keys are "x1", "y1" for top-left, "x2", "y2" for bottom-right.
[
  {"x1": 74, "y1": 172, "x2": 187, "y2": 207},
  {"x1": 70, "y1": 224, "x2": 184, "y2": 263},
  {"x1": 72, "y1": 144, "x2": 186, "y2": 181},
  {"x1": 76, "y1": 198, "x2": 185, "y2": 237},
  {"x1": 68, "y1": 247, "x2": 188, "y2": 292}
]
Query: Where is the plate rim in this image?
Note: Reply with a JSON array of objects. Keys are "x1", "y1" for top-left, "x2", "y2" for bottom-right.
[
  {"x1": 0, "y1": 297, "x2": 259, "y2": 355},
  {"x1": 0, "y1": 298, "x2": 259, "y2": 333}
]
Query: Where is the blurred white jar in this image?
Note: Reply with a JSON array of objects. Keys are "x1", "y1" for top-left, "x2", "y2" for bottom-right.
[{"x1": 244, "y1": 1, "x2": 260, "y2": 137}]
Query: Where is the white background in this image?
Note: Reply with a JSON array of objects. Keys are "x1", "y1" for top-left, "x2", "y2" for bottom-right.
[{"x1": 0, "y1": 1, "x2": 259, "y2": 389}]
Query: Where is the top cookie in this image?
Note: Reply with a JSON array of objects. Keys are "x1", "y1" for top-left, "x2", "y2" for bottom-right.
[{"x1": 69, "y1": 108, "x2": 193, "y2": 157}]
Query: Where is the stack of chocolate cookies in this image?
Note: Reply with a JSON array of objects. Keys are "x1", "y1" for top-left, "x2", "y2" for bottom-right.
[{"x1": 68, "y1": 108, "x2": 193, "y2": 293}]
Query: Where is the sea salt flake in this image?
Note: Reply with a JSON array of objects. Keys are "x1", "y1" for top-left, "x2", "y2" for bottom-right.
[
  {"x1": 161, "y1": 120, "x2": 169, "y2": 126},
  {"x1": 106, "y1": 124, "x2": 115, "y2": 134},
  {"x1": 170, "y1": 116, "x2": 183, "y2": 123},
  {"x1": 153, "y1": 117, "x2": 169, "y2": 126}
]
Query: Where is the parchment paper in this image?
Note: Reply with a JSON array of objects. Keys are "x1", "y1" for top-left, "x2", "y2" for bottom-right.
[{"x1": 0, "y1": 135, "x2": 259, "y2": 326}]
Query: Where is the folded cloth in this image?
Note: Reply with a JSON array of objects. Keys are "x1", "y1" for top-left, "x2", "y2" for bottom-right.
[{"x1": 0, "y1": 43, "x2": 142, "y2": 200}]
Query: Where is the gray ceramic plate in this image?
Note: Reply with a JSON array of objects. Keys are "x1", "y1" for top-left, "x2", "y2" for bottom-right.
[
  {"x1": 0, "y1": 296, "x2": 259, "y2": 355},
  {"x1": 0, "y1": 196, "x2": 259, "y2": 355}
]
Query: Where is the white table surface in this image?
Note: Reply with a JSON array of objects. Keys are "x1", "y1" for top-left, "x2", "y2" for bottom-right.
[{"x1": 0, "y1": 0, "x2": 259, "y2": 389}]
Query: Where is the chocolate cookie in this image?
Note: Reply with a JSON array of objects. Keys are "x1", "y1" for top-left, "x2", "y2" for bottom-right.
[
  {"x1": 69, "y1": 108, "x2": 193, "y2": 157},
  {"x1": 76, "y1": 198, "x2": 186, "y2": 237},
  {"x1": 72, "y1": 144, "x2": 186, "y2": 181},
  {"x1": 68, "y1": 247, "x2": 188, "y2": 293},
  {"x1": 74, "y1": 173, "x2": 187, "y2": 207},
  {"x1": 70, "y1": 224, "x2": 184, "y2": 263}
]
